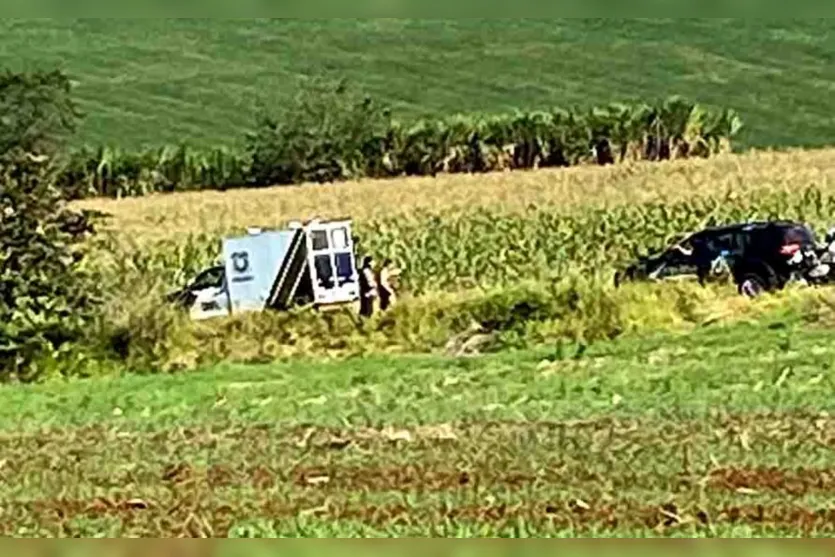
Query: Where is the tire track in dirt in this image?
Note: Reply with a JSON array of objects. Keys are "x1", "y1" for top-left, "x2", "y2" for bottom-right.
[
  {"x1": 308, "y1": 501, "x2": 835, "y2": 534},
  {"x1": 193, "y1": 463, "x2": 601, "y2": 492},
  {"x1": 2, "y1": 416, "x2": 831, "y2": 484},
  {"x1": 1, "y1": 412, "x2": 831, "y2": 451},
  {"x1": 158, "y1": 462, "x2": 605, "y2": 492},
  {"x1": 709, "y1": 466, "x2": 835, "y2": 495},
  {"x1": 7, "y1": 495, "x2": 835, "y2": 537},
  {"x1": 154, "y1": 461, "x2": 835, "y2": 497},
  {"x1": 8, "y1": 453, "x2": 835, "y2": 503}
]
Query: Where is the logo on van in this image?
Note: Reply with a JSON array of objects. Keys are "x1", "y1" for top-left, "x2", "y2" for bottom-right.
[
  {"x1": 230, "y1": 251, "x2": 253, "y2": 283},
  {"x1": 231, "y1": 251, "x2": 249, "y2": 273}
]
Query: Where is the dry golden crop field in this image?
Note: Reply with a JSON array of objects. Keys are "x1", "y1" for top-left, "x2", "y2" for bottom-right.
[{"x1": 73, "y1": 147, "x2": 835, "y2": 245}]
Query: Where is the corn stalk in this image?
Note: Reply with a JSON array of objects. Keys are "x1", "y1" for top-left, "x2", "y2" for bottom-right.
[{"x1": 60, "y1": 96, "x2": 743, "y2": 199}]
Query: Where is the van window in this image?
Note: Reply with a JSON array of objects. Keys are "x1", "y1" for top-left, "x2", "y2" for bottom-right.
[
  {"x1": 313, "y1": 254, "x2": 334, "y2": 288},
  {"x1": 331, "y1": 227, "x2": 349, "y2": 250},
  {"x1": 335, "y1": 253, "x2": 355, "y2": 286},
  {"x1": 311, "y1": 230, "x2": 329, "y2": 251}
]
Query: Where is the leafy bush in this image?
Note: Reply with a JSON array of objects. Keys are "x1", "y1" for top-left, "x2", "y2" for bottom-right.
[
  {"x1": 246, "y1": 78, "x2": 395, "y2": 186},
  {"x1": 0, "y1": 69, "x2": 80, "y2": 159},
  {"x1": 0, "y1": 69, "x2": 102, "y2": 381}
]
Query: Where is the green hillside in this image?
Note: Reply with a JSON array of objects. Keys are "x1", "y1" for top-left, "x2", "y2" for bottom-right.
[{"x1": 2, "y1": 18, "x2": 834, "y2": 150}]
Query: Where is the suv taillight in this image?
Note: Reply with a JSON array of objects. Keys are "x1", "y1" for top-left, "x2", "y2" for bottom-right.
[{"x1": 780, "y1": 243, "x2": 801, "y2": 256}]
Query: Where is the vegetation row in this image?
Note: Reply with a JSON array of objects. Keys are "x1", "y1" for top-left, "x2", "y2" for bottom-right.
[{"x1": 59, "y1": 80, "x2": 743, "y2": 199}]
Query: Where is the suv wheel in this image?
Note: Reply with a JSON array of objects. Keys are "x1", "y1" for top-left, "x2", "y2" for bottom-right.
[{"x1": 738, "y1": 274, "x2": 766, "y2": 298}]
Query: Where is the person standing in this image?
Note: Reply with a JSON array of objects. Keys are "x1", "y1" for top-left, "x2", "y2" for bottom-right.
[
  {"x1": 358, "y1": 255, "x2": 377, "y2": 318},
  {"x1": 376, "y1": 258, "x2": 399, "y2": 312}
]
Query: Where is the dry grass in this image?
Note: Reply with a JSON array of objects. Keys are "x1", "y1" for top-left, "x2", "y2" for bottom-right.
[{"x1": 72, "y1": 147, "x2": 835, "y2": 245}]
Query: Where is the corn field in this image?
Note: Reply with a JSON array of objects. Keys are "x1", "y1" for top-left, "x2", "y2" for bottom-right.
[
  {"x1": 356, "y1": 187, "x2": 831, "y2": 294},
  {"x1": 60, "y1": 96, "x2": 742, "y2": 199},
  {"x1": 376, "y1": 96, "x2": 741, "y2": 176},
  {"x1": 106, "y1": 186, "x2": 833, "y2": 298},
  {"x1": 58, "y1": 144, "x2": 249, "y2": 199},
  {"x1": 87, "y1": 182, "x2": 835, "y2": 373}
]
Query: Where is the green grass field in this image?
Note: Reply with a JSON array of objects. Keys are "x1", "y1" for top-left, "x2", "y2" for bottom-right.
[
  {"x1": 3, "y1": 19, "x2": 835, "y2": 150},
  {"x1": 3, "y1": 315, "x2": 834, "y2": 537}
]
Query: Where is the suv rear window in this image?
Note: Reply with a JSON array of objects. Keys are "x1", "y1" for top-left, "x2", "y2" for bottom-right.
[{"x1": 783, "y1": 226, "x2": 816, "y2": 245}]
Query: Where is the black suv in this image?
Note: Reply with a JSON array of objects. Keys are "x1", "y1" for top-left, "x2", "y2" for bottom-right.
[{"x1": 614, "y1": 220, "x2": 822, "y2": 297}]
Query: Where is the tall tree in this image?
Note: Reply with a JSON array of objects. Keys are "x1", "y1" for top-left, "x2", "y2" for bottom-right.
[{"x1": 0, "y1": 69, "x2": 101, "y2": 380}]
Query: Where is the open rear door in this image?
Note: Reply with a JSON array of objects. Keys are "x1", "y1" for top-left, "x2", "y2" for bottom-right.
[
  {"x1": 267, "y1": 228, "x2": 307, "y2": 310},
  {"x1": 305, "y1": 220, "x2": 360, "y2": 307},
  {"x1": 222, "y1": 229, "x2": 297, "y2": 315}
]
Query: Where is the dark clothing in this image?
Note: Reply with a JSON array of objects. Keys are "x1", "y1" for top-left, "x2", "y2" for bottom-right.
[
  {"x1": 379, "y1": 287, "x2": 392, "y2": 311},
  {"x1": 360, "y1": 295, "x2": 374, "y2": 318},
  {"x1": 358, "y1": 265, "x2": 376, "y2": 318}
]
